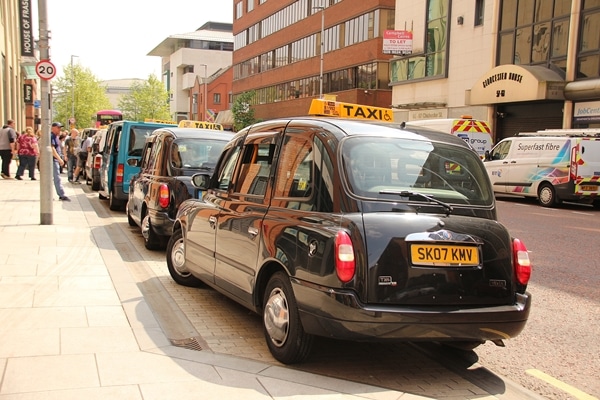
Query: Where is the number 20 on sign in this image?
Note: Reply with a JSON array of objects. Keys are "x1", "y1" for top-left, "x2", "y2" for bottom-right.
[{"x1": 35, "y1": 60, "x2": 57, "y2": 81}]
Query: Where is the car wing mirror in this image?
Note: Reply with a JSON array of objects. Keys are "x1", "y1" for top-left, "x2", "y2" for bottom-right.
[
  {"x1": 127, "y1": 158, "x2": 138, "y2": 167},
  {"x1": 191, "y1": 173, "x2": 211, "y2": 189}
]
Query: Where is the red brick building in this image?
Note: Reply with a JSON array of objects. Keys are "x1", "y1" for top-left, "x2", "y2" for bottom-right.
[
  {"x1": 189, "y1": 66, "x2": 234, "y2": 129},
  {"x1": 232, "y1": 0, "x2": 395, "y2": 120}
]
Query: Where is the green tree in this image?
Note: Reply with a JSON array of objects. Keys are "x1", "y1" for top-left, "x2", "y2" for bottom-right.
[
  {"x1": 118, "y1": 75, "x2": 171, "y2": 121},
  {"x1": 52, "y1": 64, "x2": 112, "y2": 129},
  {"x1": 232, "y1": 90, "x2": 257, "y2": 131}
]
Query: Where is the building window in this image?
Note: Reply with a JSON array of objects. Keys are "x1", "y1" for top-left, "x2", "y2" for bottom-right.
[
  {"x1": 236, "y1": 1, "x2": 243, "y2": 19},
  {"x1": 497, "y1": 0, "x2": 572, "y2": 72},
  {"x1": 213, "y1": 93, "x2": 221, "y2": 104},
  {"x1": 183, "y1": 65, "x2": 194, "y2": 74},
  {"x1": 578, "y1": 6, "x2": 600, "y2": 78},
  {"x1": 247, "y1": 0, "x2": 254, "y2": 12},
  {"x1": 389, "y1": 0, "x2": 449, "y2": 84},
  {"x1": 475, "y1": 0, "x2": 485, "y2": 26}
]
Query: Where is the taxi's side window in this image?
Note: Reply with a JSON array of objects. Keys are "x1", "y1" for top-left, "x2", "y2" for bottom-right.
[
  {"x1": 215, "y1": 146, "x2": 241, "y2": 191},
  {"x1": 234, "y1": 142, "x2": 274, "y2": 196},
  {"x1": 147, "y1": 139, "x2": 162, "y2": 174},
  {"x1": 140, "y1": 142, "x2": 154, "y2": 172}
]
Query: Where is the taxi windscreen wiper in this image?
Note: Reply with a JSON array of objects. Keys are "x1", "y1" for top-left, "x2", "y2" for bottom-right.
[{"x1": 379, "y1": 190, "x2": 454, "y2": 215}]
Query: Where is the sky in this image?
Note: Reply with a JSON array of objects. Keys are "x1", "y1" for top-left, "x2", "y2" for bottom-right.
[{"x1": 34, "y1": 0, "x2": 233, "y2": 81}]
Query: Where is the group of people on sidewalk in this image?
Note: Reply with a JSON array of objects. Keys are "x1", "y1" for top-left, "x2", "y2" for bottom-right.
[{"x1": 0, "y1": 119, "x2": 92, "y2": 202}]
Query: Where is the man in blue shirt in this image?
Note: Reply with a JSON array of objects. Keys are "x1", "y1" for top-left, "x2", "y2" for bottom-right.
[{"x1": 50, "y1": 122, "x2": 70, "y2": 201}]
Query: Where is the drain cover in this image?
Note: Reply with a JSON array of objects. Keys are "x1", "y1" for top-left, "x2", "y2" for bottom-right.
[{"x1": 171, "y1": 337, "x2": 203, "y2": 351}]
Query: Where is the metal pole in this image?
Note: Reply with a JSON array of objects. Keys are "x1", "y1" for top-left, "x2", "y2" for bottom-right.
[
  {"x1": 319, "y1": 6, "x2": 324, "y2": 99},
  {"x1": 204, "y1": 65, "x2": 208, "y2": 121},
  {"x1": 38, "y1": 0, "x2": 53, "y2": 224},
  {"x1": 313, "y1": 5, "x2": 325, "y2": 99},
  {"x1": 70, "y1": 55, "x2": 77, "y2": 128}
]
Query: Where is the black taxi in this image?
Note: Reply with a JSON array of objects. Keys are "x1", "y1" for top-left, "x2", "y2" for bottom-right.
[
  {"x1": 166, "y1": 101, "x2": 532, "y2": 364},
  {"x1": 127, "y1": 125, "x2": 234, "y2": 249}
]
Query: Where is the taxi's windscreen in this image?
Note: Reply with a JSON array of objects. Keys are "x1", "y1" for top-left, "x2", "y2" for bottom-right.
[{"x1": 342, "y1": 137, "x2": 493, "y2": 206}]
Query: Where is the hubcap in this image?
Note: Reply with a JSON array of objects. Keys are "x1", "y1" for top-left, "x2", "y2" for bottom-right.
[
  {"x1": 141, "y1": 215, "x2": 151, "y2": 240},
  {"x1": 170, "y1": 238, "x2": 190, "y2": 277},
  {"x1": 264, "y1": 288, "x2": 289, "y2": 347},
  {"x1": 540, "y1": 187, "x2": 552, "y2": 204}
]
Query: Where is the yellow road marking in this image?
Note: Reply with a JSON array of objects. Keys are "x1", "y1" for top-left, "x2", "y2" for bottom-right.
[{"x1": 526, "y1": 369, "x2": 598, "y2": 400}]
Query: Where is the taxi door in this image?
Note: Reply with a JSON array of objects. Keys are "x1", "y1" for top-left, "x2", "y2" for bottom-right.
[{"x1": 213, "y1": 126, "x2": 283, "y2": 306}]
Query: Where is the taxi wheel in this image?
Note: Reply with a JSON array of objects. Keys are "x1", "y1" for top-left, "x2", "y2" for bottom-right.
[
  {"x1": 142, "y1": 214, "x2": 162, "y2": 250},
  {"x1": 126, "y1": 206, "x2": 136, "y2": 227},
  {"x1": 538, "y1": 183, "x2": 558, "y2": 207},
  {"x1": 263, "y1": 272, "x2": 313, "y2": 364},
  {"x1": 166, "y1": 229, "x2": 202, "y2": 287}
]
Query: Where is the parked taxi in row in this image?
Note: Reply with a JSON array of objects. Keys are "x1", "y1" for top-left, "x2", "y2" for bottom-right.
[
  {"x1": 127, "y1": 122, "x2": 233, "y2": 249},
  {"x1": 167, "y1": 100, "x2": 532, "y2": 364}
]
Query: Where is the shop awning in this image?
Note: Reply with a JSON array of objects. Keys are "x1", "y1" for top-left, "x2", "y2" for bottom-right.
[
  {"x1": 467, "y1": 65, "x2": 565, "y2": 105},
  {"x1": 215, "y1": 109, "x2": 234, "y2": 128}
]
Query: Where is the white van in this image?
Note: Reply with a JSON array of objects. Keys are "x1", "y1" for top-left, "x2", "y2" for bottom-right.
[
  {"x1": 405, "y1": 117, "x2": 494, "y2": 158},
  {"x1": 483, "y1": 129, "x2": 600, "y2": 207}
]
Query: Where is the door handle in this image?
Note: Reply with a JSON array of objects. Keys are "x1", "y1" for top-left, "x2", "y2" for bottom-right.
[
  {"x1": 208, "y1": 216, "x2": 217, "y2": 228},
  {"x1": 248, "y1": 226, "x2": 259, "y2": 237}
]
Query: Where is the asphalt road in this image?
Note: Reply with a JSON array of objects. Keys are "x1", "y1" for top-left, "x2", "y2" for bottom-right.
[{"x1": 477, "y1": 196, "x2": 600, "y2": 400}]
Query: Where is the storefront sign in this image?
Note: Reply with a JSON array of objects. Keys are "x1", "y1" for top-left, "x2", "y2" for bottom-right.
[
  {"x1": 469, "y1": 65, "x2": 565, "y2": 105},
  {"x1": 408, "y1": 109, "x2": 447, "y2": 120},
  {"x1": 574, "y1": 101, "x2": 600, "y2": 122},
  {"x1": 19, "y1": 0, "x2": 34, "y2": 57},
  {"x1": 23, "y1": 84, "x2": 33, "y2": 103}
]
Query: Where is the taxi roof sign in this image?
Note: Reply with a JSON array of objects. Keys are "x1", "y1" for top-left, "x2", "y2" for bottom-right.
[
  {"x1": 308, "y1": 99, "x2": 394, "y2": 122},
  {"x1": 178, "y1": 120, "x2": 224, "y2": 130}
]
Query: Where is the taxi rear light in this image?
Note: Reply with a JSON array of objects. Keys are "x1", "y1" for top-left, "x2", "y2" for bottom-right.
[
  {"x1": 116, "y1": 164, "x2": 124, "y2": 183},
  {"x1": 335, "y1": 230, "x2": 355, "y2": 283},
  {"x1": 512, "y1": 238, "x2": 531, "y2": 285},
  {"x1": 93, "y1": 155, "x2": 102, "y2": 169},
  {"x1": 159, "y1": 184, "x2": 170, "y2": 208}
]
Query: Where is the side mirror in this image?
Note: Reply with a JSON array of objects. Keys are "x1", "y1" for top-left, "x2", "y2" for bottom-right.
[
  {"x1": 191, "y1": 173, "x2": 211, "y2": 189},
  {"x1": 484, "y1": 150, "x2": 491, "y2": 161},
  {"x1": 127, "y1": 158, "x2": 138, "y2": 167}
]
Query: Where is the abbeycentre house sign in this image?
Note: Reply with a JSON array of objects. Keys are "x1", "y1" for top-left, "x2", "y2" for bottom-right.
[{"x1": 467, "y1": 65, "x2": 565, "y2": 105}]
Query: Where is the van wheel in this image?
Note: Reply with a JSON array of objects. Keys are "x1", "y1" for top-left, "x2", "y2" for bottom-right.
[
  {"x1": 166, "y1": 229, "x2": 203, "y2": 287},
  {"x1": 263, "y1": 272, "x2": 313, "y2": 364},
  {"x1": 538, "y1": 183, "x2": 557, "y2": 207}
]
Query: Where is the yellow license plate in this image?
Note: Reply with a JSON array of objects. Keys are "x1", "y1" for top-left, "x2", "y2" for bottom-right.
[
  {"x1": 580, "y1": 185, "x2": 597, "y2": 192},
  {"x1": 411, "y1": 244, "x2": 479, "y2": 266}
]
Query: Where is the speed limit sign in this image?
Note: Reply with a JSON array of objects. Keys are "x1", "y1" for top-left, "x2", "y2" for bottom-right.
[{"x1": 36, "y1": 59, "x2": 56, "y2": 81}]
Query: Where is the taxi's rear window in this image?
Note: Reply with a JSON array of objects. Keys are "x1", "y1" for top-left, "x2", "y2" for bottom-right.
[{"x1": 341, "y1": 137, "x2": 493, "y2": 206}]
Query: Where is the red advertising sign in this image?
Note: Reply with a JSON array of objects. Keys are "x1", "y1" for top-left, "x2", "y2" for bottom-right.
[{"x1": 383, "y1": 30, "x2": 413, "y2": 55}]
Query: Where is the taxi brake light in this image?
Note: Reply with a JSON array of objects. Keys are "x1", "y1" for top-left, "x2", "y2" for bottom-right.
[
  {"x1": 159, "y1": 184, "x2": 170, "y2": 208},
  {"x1": 116, "y1": 164, "x2": 124, "y2": 183},
  {"x1": 93, "y1": 155, "x2": 102, "y2": 169},
  {"x1": 335, "y1": 231, "x2": 355, "y2": 283},
  {"x1": 512, "y1": 238, "x2": 531, "y2": 285}
]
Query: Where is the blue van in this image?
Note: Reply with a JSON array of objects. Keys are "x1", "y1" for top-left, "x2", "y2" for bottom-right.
[{"x1": 99, "y1": 120, "x2": 176, "y2": 210}]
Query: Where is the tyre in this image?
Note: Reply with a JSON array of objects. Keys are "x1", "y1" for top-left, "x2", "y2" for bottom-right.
[
  {"x1": 166, "y1": 229, "x2": 203, "y2": 287},
  {"x1": 262, "y1": 271, "x2": 313, "y2": 364},
  {"x1": 538, "y1": 182, "x2": 558, "y2": 207},
  {"x1": 91, "y1": 177, "x2": 100, "y2": 191},
  {"x1": 109, "y1": 187, "x2": 123, "y2": 211},
  {"x1": 126, "y1": 204, "x2": 137, "y2": 227},
  {"x1": 141, "y1": 213, "x2": 163, "y2": 250}
]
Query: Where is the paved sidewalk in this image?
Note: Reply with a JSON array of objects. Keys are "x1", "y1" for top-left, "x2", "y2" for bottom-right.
[{"x1": 0, "y1": 164, "x2": 444, "y2": 400}]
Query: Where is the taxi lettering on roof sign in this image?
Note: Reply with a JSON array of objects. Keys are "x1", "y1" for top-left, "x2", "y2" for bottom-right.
[
  {"x1": 308, "y1": 99, "x2": 394, "y2": 122},
  {"x1": 178, "y1": 120, "x2": 224, "y2": 130}
]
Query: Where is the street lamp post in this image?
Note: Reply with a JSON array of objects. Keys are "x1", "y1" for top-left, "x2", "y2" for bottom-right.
[
  {"x1": 70, "y1": 55, "x2": 78, "y2": 128},
  {"x1": 199, "y1": 64, "x2": 208, "y2": 121},
  {"x1": 313, "y1": 5, "x2": 325, "y2": 99}
]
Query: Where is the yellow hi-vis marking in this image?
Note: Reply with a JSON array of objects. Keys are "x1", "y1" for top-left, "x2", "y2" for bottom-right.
[
  {"x1": 308, "y1": 99, "x2": 394, "y2": 122},
  {"x1": 526, "y1": 369, "x2": 598, "y2": 400}
]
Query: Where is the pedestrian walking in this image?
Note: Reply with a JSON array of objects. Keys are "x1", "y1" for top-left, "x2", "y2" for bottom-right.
[
  {"x1": 64, "y1": 128, "x2": 81, "y2": 182},
  {"x1": 72, "y1": 130, "x2": 92, "y2": 184},
  {"x1": 15, "y1": 127, "x2": 39, "y2": 180},
  {"x1": 50, "y1": 122, "x2": 70, "y2": 201},
  {"x1": 0, "y1": 119, "x2": 18, "y2": 179}
]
